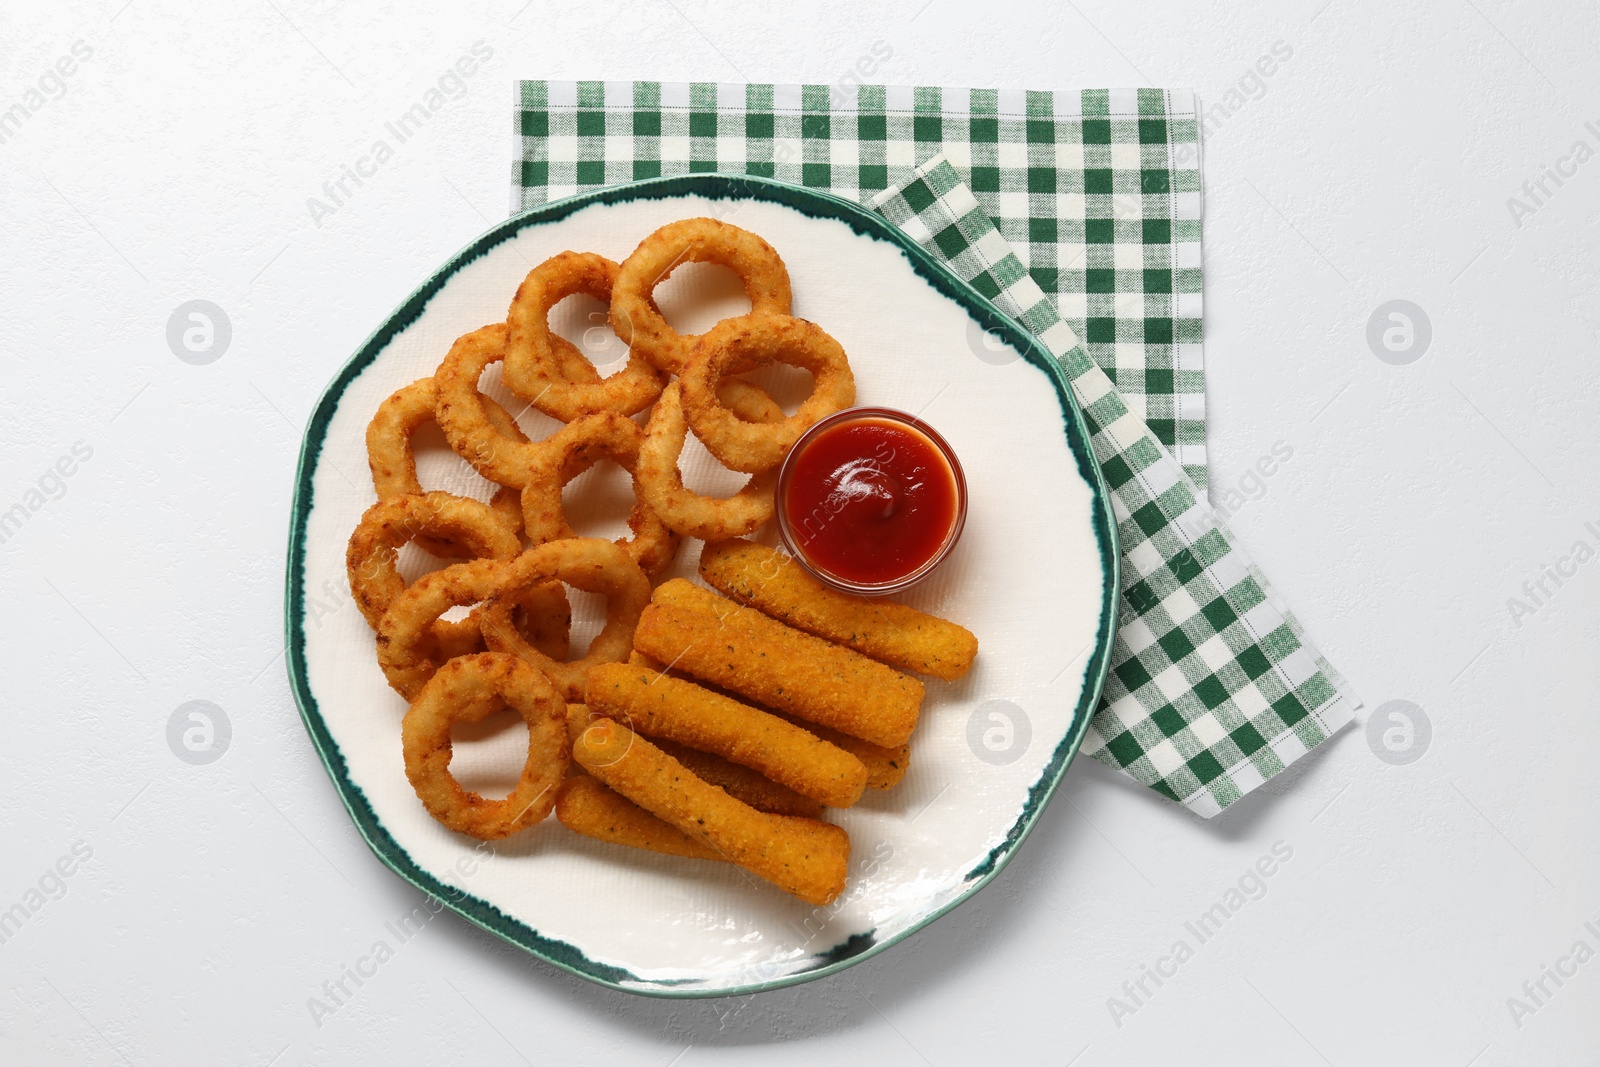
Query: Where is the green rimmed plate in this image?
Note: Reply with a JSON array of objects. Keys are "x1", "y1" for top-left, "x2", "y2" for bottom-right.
[{"x1": 285, "y1": 174, "x2": 1118, "y2": 998}]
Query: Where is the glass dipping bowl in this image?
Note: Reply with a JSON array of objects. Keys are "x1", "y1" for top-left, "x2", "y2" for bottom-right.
[{"x1": 774, "y1": 407, "x2": 968, "y2": 597}]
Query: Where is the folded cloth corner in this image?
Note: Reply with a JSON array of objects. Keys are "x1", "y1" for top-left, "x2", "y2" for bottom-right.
[{"x1": 872, "y1": 155, "x2": 1360, "y2": 816}]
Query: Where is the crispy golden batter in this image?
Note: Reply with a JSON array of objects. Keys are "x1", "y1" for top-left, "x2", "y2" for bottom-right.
[
  {"x1": 377, "y1": 558, "x2": 514, "y2": 699},
  {"x1": 565, "y1": 700, "x2": 824, "y2": 817},
  {"x1": 476, "y1": 538, "x2": 652, "y2": 701},
  {"x1": 634, "y1": 580, "x2": 925, "y2": 748},
  {"x1": 573, "y1": 719, "x2": 849, "y2": 905},
  {"x1": 346, "y1": 219, "x2": 972, "y2": 906},
  {"x1": 699, "y1": 539, "x2": 978, "y2": 680},
  {"x1": 433, "y1": 324, "x2": 553, "y2": 488},
  {"x1": 402, "y1": 652, "x2": 568, "y2": 840},
  {"x1": 365, "y1": 376, "x2": 528, "y2": 553},
  {"x1": 555, "y1": 776, "x2": 726, "y2": 861},
  {"x1": 624, "y1": 647, "x2": 906, "y2": 790},
  {"x1": 507, "y1": 583, "x2": 574, "y2": 667},
  {"x1": 635, "y1": 382, "x2": 781, "y2": 541},
  {"x1": 517, "y1": 412, "x2": 680, "y2": 576},
  {"x1": 610, "y1": 218, "x2": 793, "y2": 375},
  {"x1": 347, "y1": 492, "x2": 570, "y2": 665},
  {"x1": 772, "y1": 711, "x2": 909, "y2": 791},
  {"x1": 653, "y1": 741, "x2": 826, "y2": 819},
  {"x1": 503, "y1": 251, "x2": 664, "y2": 420},
  {"x1": 678, "y1": 314, "x2": 856, "y2": 474},
  {"x1": 630, "y1": 639, "x2": 908, "y2": 790},
  {"x1": 377, "y1": 539, "x2": 644, "y2": 700},
  {"x1": 586, "y1": 663, "x2": 867, "y2": 808},
  {"x1": 640, "y1": 630, "x2": 915, "y2": 790},
  {"x1": 647, "y1": 576, "x2": 723, "y2": 612},
  {"x1": 347, "y1": 492, "x2": 523, "y2": 657}
]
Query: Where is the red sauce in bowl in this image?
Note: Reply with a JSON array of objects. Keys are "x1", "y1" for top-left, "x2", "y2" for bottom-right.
[{"x1": 777, "y1": 410, "x2": 966, "y2": 594}]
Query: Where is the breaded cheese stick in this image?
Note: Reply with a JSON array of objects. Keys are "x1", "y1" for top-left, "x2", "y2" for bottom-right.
[
  {"x1": 650, "y1": 577, "x2": 726, "y2": 613},
  {"x1": 699, "y1": 539, "x2": 978, "y2": 680},
  {"x1": 555, "y1": 776, "x2": 724, "y2": 862},
  {"x1": 654, "y1": 740, "x2": 827, "y2": 819},
  {"x1": 771, "y1": 711, "x2": 909, "y2": 791},
  {"x1": 573, "y1": 719, "x2": 850, "y2": 905},
  {"x1": 635, "y1": 583, "x2": 925, "y2": 748},
  {"x1": 587, "y1": 663, "x2": 868, "y2": 808},
  {"x1": 567, "y1": 701, "x2": 823, "y2": 817},
  {"x1": 626, "y1": 647, "x2": 909, "y2": 790}
]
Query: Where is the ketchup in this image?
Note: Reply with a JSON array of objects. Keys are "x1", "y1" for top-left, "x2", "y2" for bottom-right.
[{"x1": 780, "y1": 415, "x2": 962, "y2": 588}]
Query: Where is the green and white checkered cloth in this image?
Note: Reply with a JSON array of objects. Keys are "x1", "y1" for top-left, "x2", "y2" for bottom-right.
[
  {"x1": 874, "y1": 157, "x2": 1357, "y2": 815},
  {"x1": 512, "y1": 82, "x2": 1359, "y2": 816},
  {"x1": 515, "y1": 81, "x2": 1208, "y2": 488}
]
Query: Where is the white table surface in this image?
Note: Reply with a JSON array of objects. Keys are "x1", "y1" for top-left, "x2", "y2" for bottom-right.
[{"x1": 3, "y1": 1, "x2": 1596, "y2": 1063}]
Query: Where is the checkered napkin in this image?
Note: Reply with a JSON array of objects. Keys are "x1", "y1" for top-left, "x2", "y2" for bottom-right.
[
  {"x1": 515, "y1": 82, "x2": 1208, "y2": 488},
  {"x1": 512, "y1": 82, "x2": 1359, "y2": 815},
  {"x1": 875, "y1": 157, "x2": 1358, "y2": 815}
]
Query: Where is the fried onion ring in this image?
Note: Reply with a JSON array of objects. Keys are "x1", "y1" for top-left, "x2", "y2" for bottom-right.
[
  {"x1": 503, "y1": 251, "x2": 664, "y2": 420},
  {"x1": 374, "y1": 554, "x2": 573, "y2": 699},
  {"x1": 679, "y1": 314, "x2": 856, "y2": 474},
  {"x1": 378, "y1": 557, "x2": 503, "y2": 699},
  {"x1": 511, "y1": 583, "x2": 573, "y2": 666},
  {"x1": 474, "y1": 538, "x2": 652, "y2": 701},
  {"x1": 517, "y1": 412, "x2": 680, "y2": 576},
  {"x1": 366, "y1": 376, "x2": 527, "y2": 553},
  {"x1": 610, "y1": 218, "x2": 793, "y2": 375},
  {"x1": 487, "y1": 485, "x2": 524, "y2": 539},
  {"x1": 347, "y1": 492, "x2": 523, "y2": 657},
  {"x1": 636, "y1": 381, "x2": 781, "y2": 541},
  {"x1": 435, "y1": 324, "x2": 574, "y2": 488},
  {"x1": 402, "y1": 652, "x2": 568, "y2": 839}
]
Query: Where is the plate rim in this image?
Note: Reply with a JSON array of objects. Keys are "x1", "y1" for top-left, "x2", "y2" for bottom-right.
[{"x1": 283, "y1": 173, "x2": 1121, "y2": 999}]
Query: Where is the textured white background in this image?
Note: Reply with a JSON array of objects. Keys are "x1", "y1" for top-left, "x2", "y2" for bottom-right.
[{"x1": 1, "y1": 1, "x2": 1596, "y2": 1064}]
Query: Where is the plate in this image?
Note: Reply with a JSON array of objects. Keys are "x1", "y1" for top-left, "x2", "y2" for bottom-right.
[{"x1": 285, "y1": 174, "x2": 1118, "y2": 997}]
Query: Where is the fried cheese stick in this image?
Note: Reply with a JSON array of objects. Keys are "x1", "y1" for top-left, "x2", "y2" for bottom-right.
[
  {"x1": 635, "y1": 581, "x2": 925, "y2": 748},
  {"x1": 699, "y1": 539, "x2": 978, "y2": 680},
  {"x1": 624, "y1": 652, "x2": 910, "y2": 789},
  {"x1": 555, "y1": 777, "x2": 724, "y2": 862},
  {"x1": 565, "y1": 702, "x2": 823, "y2": 817},
  {"x1": 587, "y1": 663, "x2": 867, "y2": 808},
  {"x1": 771, "y1": 712, "x2": 909, "y2": 790},
  {"x1": 573, "y1": 719, "x2": 849, "y2": 905}
]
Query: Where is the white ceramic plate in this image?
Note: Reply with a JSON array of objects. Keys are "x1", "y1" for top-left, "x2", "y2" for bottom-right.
[{"x1": 286, "y1": 175, "x2": 1117, "y2": 997}]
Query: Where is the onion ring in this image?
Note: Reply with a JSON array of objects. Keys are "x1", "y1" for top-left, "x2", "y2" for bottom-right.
[
  {"x1": 373, "y1": 553, "x2": 573, "y2": 699},
  {"x1": 486, "y1": 485, "x2": 524, "y2": 539},
  {"x1": 503, "y1": 252, "x2": 664, "y2": 420},
  {"x1": 347, "y1": 492, "x2": 523, "y2": 657},
  {"x1": 679, "y1": 314, "x2": 856, "y2": 474},
  {"x1": 366, "y1": 376, "x2": 527, "y2": 553},
  {"x1": 377, "y1": 558, "x2": 509, "y2": 699},
  {"x1": 511, "y1": 584, "x2": 573, "y2": 667},
  {"x1": 636, "y1": 382, "x2": 782, "y2": 541},
  {"x1": 401, "y1": 652, "x2": 568, "y2": 840},
  {"x1": 610, "y1": 218, "x2": 793, "y2": 375},
  {"x1": 349, "y1": 492, "x2": 566, "y2": 664},
  {"x1": 474, "y1": 538, "x2": 652, "y2": 701},
  {"x1": 517, "y1": 412, "x2": 680, "y2": 577},
  {"x1": 435, "y1": 323, "x2": 592, "y2": 488}
]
